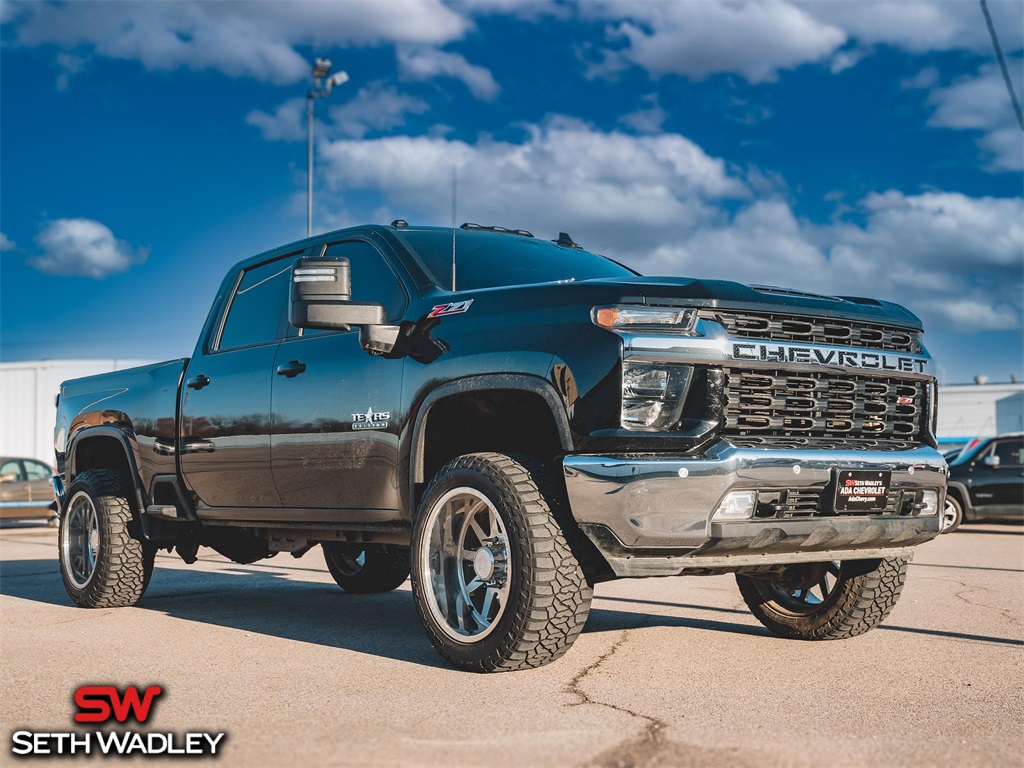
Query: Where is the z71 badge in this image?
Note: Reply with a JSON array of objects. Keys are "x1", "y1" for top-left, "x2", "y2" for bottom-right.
[
  {"x1": 352, "y1": 407, "x2": 391, "y2": 431},
  {"x1": 428, "y1": 299, "x2": 474, "y2": 318}
]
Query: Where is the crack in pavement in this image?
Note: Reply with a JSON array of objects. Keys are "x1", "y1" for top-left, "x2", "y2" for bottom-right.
[
  {"x1": 566, "y1": 627, "x2": 670, "y2": 768},
  {"x1": 924, "y1": 575, "x2": 1022, "y2": 627}
]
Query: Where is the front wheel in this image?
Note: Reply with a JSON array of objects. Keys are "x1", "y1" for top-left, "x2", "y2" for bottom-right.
[
  {"x1": 736, "y1": 557, "x2": 908, "y2": 640},
  {"x1": 323, "y1": 544, "x2": 409, "y2": 593},
  {"x1": 410, "y1": 453, "x2": 593, "y2": 672}
]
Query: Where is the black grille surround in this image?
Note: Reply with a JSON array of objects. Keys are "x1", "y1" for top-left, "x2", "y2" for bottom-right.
[
  {"x1": 721, "y1": 368, "x2": 926, "y2": 444},
  {"x1": 700, "y1": 309, "x2": 922, "y2": 353}
]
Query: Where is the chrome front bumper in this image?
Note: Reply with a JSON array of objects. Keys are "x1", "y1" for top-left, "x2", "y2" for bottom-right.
[{"x1": 562, "y1": 442, "x2": 947, "y2": 577}]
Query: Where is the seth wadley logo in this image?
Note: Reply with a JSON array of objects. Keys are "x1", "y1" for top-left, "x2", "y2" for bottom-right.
[
  {"x1": 352, "y1": 406, "x2": 391, "y2": 431},
  {"x1": 10, "y1": 685, "x2": 225, "y2": 758}
]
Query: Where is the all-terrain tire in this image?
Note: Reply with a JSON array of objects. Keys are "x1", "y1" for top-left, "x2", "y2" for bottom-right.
[
  {"x1": 736, "y1": 557, "x2": 908, "y2": 640},
  {"x1": 941, "y1": 494, "x2": 964, "y2": 533},
  {"x1": 323, "y1": 544, "x2": 410, "y2": 593},
  {"x1": 410, "y1": 453, "x2": 593, "y2": 673},
  {"x1": 58, "y1": 469, "x2": 155, "y2": 608}
]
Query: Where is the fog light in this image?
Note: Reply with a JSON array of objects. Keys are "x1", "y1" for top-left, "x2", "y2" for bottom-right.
[
  {"x1": 622, "y1": 400, "x2": 664, "y2": 428},
  {"x1": 919, "y1": 489, "x2": 939, "y2": 516},
  {"x1": 712, "y1": 491, "x2": 757, "y2": 521}
]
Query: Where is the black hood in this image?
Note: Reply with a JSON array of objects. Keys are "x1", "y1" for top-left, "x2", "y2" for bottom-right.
[{"x1": 582, "y1": 276, "x2": 923, "y2": 330}]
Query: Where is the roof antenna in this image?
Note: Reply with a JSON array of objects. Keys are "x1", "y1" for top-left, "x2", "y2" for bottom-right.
[{"x1": 451, "y1": 164, "x2": 457, "y2": 292}]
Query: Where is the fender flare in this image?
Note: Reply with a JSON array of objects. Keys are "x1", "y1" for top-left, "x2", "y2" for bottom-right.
[
  {"x1": 66, "y1": 426, "x2": 147, "y2": 518},
  {"x1": 407, "y1": 373, "x2": 574, "y2": 507}
]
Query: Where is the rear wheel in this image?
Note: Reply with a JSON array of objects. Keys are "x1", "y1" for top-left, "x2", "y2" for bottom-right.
[
  {"x1": 410, "y1": 453, "x2": 593, "y2": 672},
  {"x1": 58, "y1": 469, "x2": 154, "y2": 608},
  {"x1": 736, "y1": 557, "x2": 907, "y2": 640},
  {"x1": 941, "y1": 495, "x2": 964, "y2": 533},
  {"x1": 323, "y1": 543, "x2": 409, "y2": 593}
]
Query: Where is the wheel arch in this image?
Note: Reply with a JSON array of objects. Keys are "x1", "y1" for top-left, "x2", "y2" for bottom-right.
[
  {"x1": 66, "y1": 427, "x2": 147, "y2": 518},
  {"x1": 407, "y1": 374, "x2": 574, "y2": 515},
  {"x1": 937, "y1": 483, "x2": 970, "y2": 520},
  {"x1": 945, "y1": 481, "x2": 971, "y2": 513}
]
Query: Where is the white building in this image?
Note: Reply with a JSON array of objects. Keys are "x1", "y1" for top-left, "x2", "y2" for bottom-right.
[
  {"x1": 936, "y1": 381, "x2": 1024, "y2": 444},
  {"x1": 0, "y1": 359, "x2": 153, "y2": 466}
]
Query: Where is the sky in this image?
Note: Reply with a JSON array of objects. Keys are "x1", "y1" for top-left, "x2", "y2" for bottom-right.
[{"x1": 1, "y1": 0, "x2": 1022, "y2": 385}]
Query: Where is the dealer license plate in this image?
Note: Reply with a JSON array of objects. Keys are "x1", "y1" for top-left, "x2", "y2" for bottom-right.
[{"x1": 834, "y1": 470, "x2": 892, "y2": 512}]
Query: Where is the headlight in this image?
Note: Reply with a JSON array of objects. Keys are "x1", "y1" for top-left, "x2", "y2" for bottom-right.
[
  {"x1": 593, "y1": 306, "x2": 699, "y2": 334},
  {"x1": 620, "y1": 362, "x2": 692, "y2": 431}
]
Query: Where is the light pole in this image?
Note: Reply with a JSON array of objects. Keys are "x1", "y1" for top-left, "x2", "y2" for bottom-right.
[{"x1": 307, "y1": 58, "x2": 349, "y2": 236}]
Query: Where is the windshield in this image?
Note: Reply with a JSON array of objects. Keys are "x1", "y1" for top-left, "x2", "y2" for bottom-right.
[{"x1": 396, "y1": 229, "x2": 638, "y2": 291}]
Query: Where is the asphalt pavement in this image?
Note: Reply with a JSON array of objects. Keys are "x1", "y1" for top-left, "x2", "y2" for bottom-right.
[{"x1": 2, "y1": 520, "x2": 1021, "y2": 767}]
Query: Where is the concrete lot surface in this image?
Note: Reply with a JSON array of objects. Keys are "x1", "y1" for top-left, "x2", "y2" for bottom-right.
[{"x1": 2, "y1": 521, "x2": 1021, "y2": 767}]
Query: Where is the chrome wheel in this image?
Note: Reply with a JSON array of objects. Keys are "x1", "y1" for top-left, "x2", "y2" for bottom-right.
[
  {"x1": 941, "y1": 498, "x2": 961, "y2": 532},
  {"x1": 762, "y1": 561, "x2": 842, "y2": 616},
  {"x1": 417, "y1": 487, "x2": 511, "y2": 643},
  {"x1": 61, "y1": 491, "x2": 100, "y2": 589}
]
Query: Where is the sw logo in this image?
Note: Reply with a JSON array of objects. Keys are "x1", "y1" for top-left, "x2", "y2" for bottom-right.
[
  {"x1": 74, "y1": 685, "x2": 163, "y2": 724},
  {"x1": 10, "y1": 684, "x2": 225, "y2": 758}
]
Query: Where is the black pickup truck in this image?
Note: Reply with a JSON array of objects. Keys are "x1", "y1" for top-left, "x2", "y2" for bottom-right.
[{"x1": 53, "y1": 221, "x2": 948, "y2": 672}]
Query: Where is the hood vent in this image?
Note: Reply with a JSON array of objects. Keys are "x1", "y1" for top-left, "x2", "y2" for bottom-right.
[{"x1": 750, "y1": 285, "x2": 843, "y2": 302}]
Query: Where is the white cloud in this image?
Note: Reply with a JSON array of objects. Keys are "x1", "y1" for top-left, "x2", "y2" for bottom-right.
[
  {"x1": 7, "y1": 1, "x2": 471, "y2": 84},
  {"x1": 248, "y1": 85, "x2": 430, "y2": 143},
  {"x1": 55, "y1": 52, "x2": 86, "y2": 91},
  {"x1": 29, "y1": 219, "x2": 148, "y2": 279},
  {"x1": 578, "y1": 0, "x2": 1022, "y2": 82},
  {"x1": 329, "y1": 85, "x2": 430, "y2": 138},
  {"x1": 619, "y1": 94, "x2": 667, "y2": 134},
  {"x1": 397, "y1": 47, "x2": 500, "y2": 100},
  {"x1": 0, "y1": 232, "x2": 16, "y2": 252},
  {"x1": 807, "y1": 0, "x2": 1023, "y2": 56},
  {"x1": 317, "y1": 116, "x2": 747, "y2": 247},
  {"x1": 586, "y1": 0, "x2": 846, "y2": 83},
  {"x1": 313, "y1": 120, "x2": 1021, "y2": 332},
  {"x1": 925, "y1": 61, "x2": 1024, "y2": 171},
  {"x1": 246, "y1": 97, "x2": 306, "y2": 142}
]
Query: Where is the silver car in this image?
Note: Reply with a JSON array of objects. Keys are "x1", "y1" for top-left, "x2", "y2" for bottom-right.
[{"x1": 0, "y1": 457, "x2": 57, "y2": 524}]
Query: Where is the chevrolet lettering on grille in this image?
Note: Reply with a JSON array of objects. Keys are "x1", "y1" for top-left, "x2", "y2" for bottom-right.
[{"x1": 731, "y1": 342, "x2": 928, "y2": 374}]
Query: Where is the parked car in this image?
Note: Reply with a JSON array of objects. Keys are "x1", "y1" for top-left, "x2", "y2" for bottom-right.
[
  {"x1": 0, "y1": 456, "x2": 58, "y2": 524},
  {"x1": 943, "y1": 433, "x2": 1024, "y2": 532}
]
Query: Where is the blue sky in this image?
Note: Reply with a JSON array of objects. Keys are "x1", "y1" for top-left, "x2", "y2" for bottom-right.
[{"x1": 1, "y1": 0, "x2": 1022, "y2": 384}]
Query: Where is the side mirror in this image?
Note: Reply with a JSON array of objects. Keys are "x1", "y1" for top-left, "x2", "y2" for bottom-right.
[
  {"x1": 0, "y1": 473, "x2": 18, "y2": 484},
  {"x1": 983, "y1": 454, "x2": 1001, "y2": 468},
  {"x1": 289, "y1": 257, "x2": 386, "y2": 332}
]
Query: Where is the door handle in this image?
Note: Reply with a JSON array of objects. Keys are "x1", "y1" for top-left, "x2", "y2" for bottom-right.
[
  {"x1": 187, "y1": 374, "x2": 211, "y2": 390},
  {"x1": 276, "y1": 360, "x2": 307, "y2": 378}
]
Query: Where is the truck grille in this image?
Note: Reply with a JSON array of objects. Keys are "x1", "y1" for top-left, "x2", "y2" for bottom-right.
[
  {"x1": 701, "y1": 310, "x2": 921, "y2": 353},
  {"x1": 722, "y1": 369, "x2": 925, "y2": 442}
]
